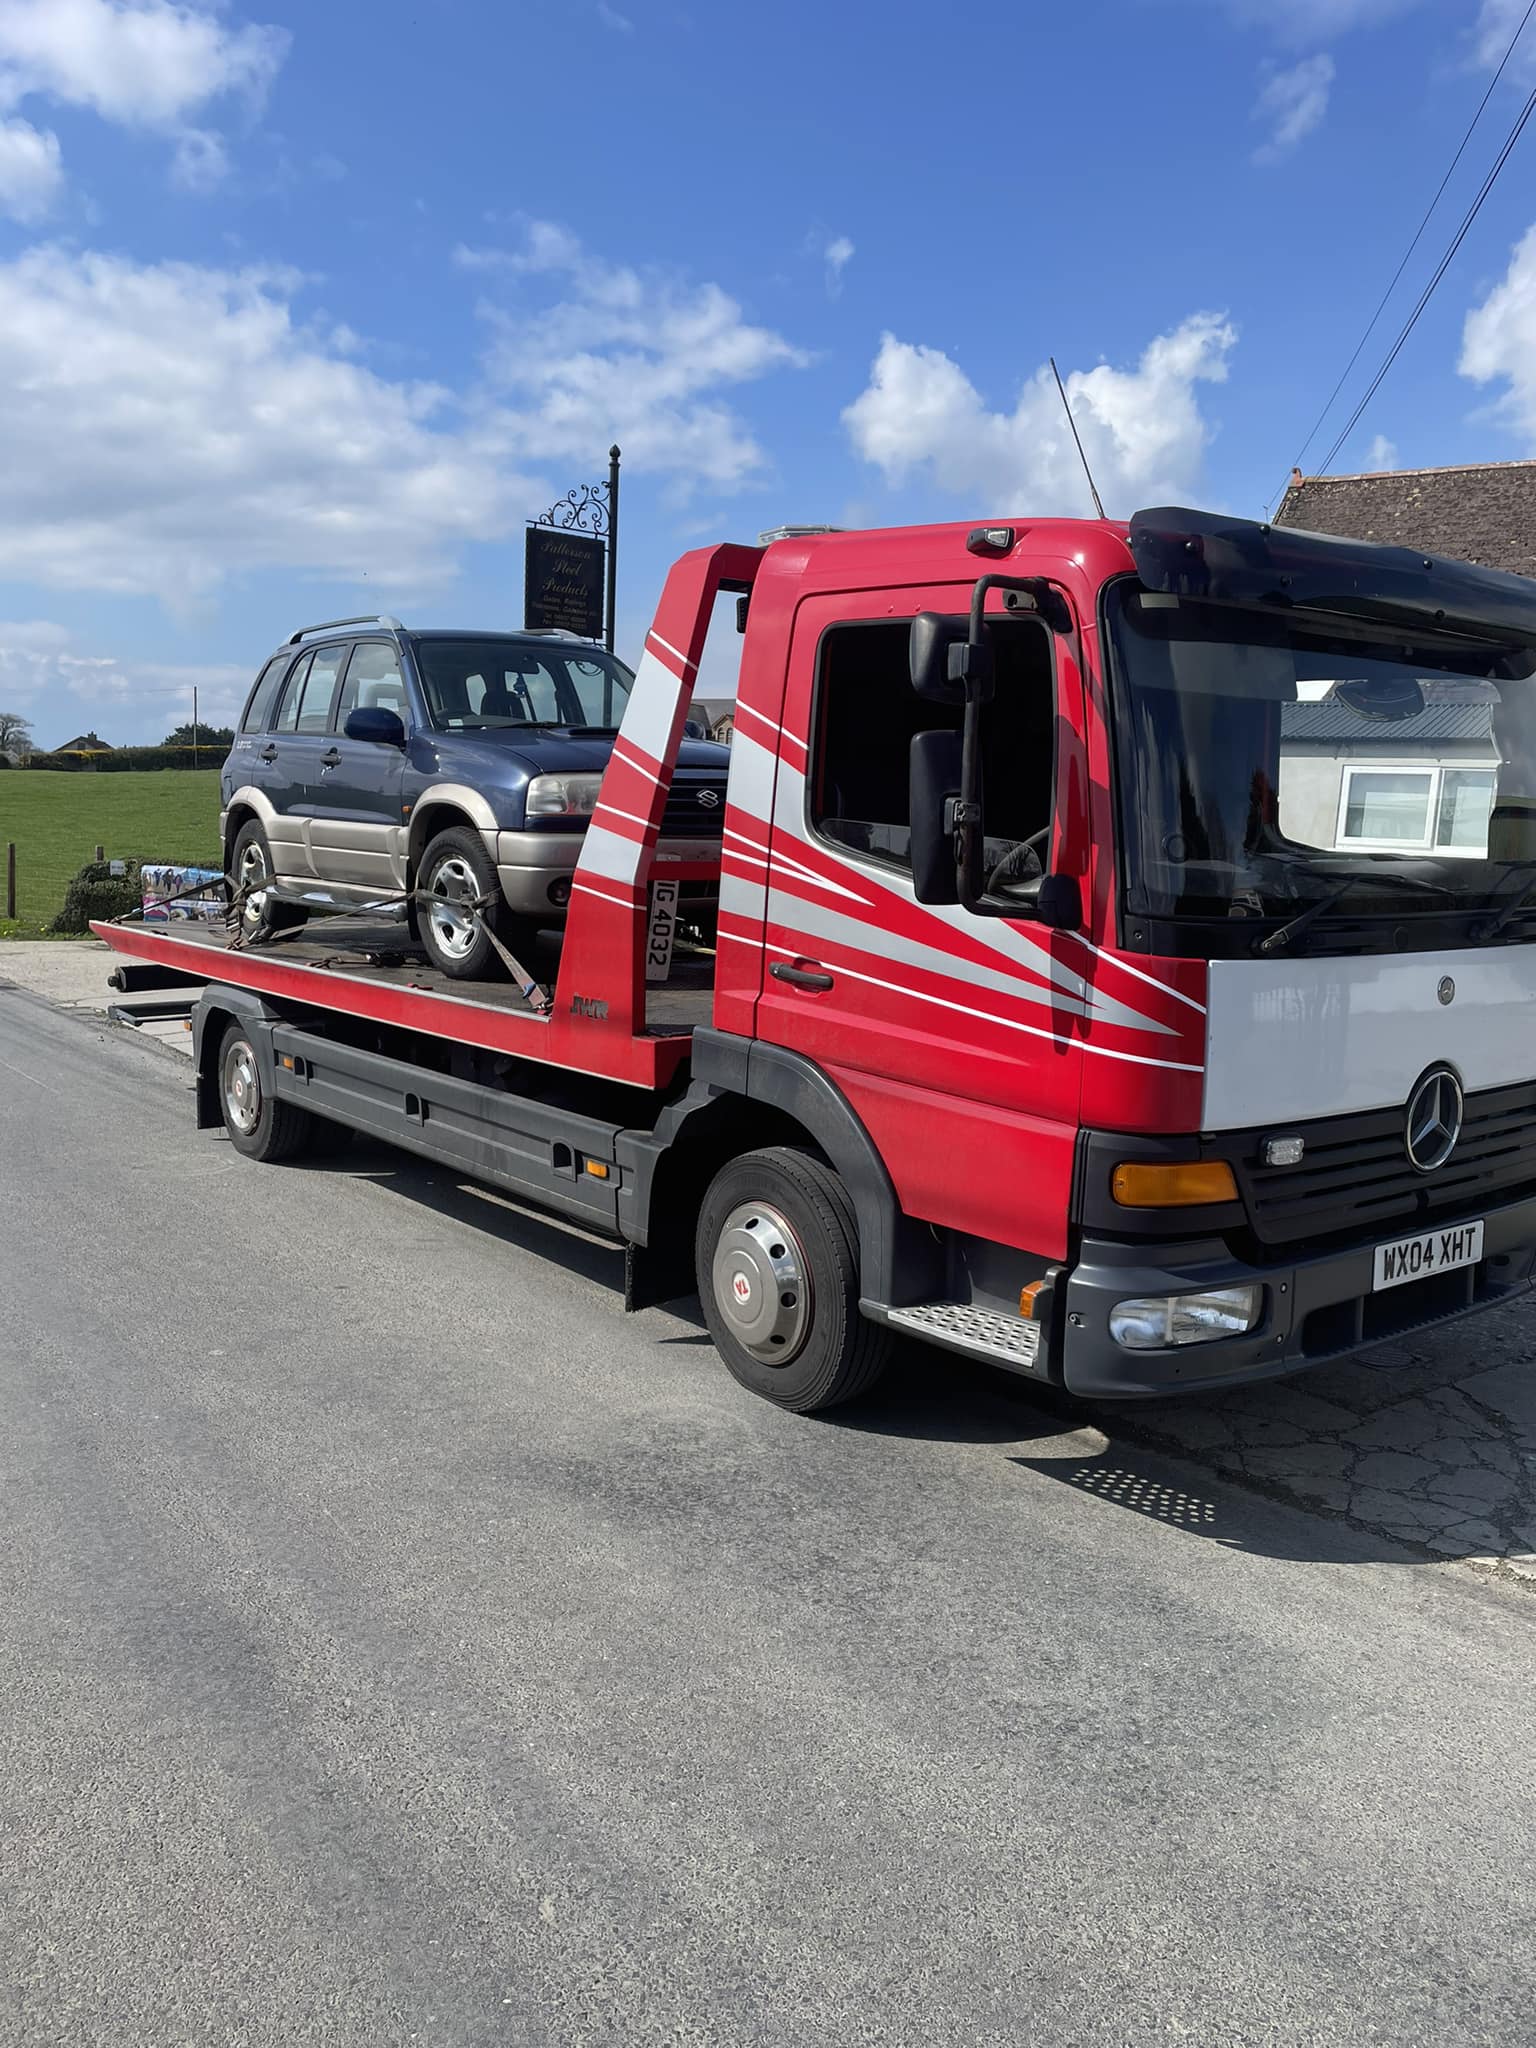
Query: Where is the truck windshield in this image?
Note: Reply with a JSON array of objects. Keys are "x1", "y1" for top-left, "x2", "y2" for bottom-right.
[
  {"x1": 414, "y1": 639, "x2": 635, "y2": 732},
  {"x1": 1102, "y1": 582, "x2": 1536, "y2": 949}
]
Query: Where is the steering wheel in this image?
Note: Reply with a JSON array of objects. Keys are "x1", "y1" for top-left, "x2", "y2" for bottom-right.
[{"x1": 986, "y1": 826, "x2": 1052, "y2": 897}]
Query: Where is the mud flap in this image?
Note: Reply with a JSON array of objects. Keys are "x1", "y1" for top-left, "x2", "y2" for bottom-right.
[{"x1": 624, "y1": 1237, "x2": 697, "y2": 1314}]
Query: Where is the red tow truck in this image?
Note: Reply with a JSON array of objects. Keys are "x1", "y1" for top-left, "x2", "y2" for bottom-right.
[{"x1": 97, "y1": 509, "x2": 1536, "y2": 1411}]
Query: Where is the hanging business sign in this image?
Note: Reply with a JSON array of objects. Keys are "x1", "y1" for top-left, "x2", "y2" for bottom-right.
[{"x1": 524, "y1": 527, "x2": 605, "y2": 638}]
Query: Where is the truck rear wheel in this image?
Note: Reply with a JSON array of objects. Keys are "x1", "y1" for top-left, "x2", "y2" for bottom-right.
[
  {"x1": 218, "y1": 1022, "x2": 316, "y2": 1163},
  {"x1": 696, "y1": 1147, "x2": 892, "y2": 1413}
]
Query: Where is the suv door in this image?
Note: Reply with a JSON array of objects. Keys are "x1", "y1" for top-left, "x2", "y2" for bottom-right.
[
  {"x1": 309, "y1": 639, "x2": 411, "y2": 891},
  {"x1": 265, "y1": 643, "x2": 350, "y2": 880}
]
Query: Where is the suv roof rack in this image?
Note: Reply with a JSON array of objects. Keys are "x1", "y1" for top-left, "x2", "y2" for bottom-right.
[{"x1": 288, "y1": 613, "x2": 404, "y2": 645}]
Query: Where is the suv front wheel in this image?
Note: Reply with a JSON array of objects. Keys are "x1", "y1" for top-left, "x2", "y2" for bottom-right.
[{"x1": 417, "y1": 826, "x2": 534, "y2": 980}]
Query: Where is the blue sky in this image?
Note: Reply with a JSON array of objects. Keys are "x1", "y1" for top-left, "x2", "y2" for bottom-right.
[{"x1": 2, "y1": 0, "x2": 1536, "y2": 743}]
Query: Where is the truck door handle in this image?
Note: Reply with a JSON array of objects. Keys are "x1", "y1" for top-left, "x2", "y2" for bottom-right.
[
  {"x1": 259, "y1": 744, "x2": 278, "y2": 762},
  {"x1": 320, "y1": 748, "x2": 342, "y2": 768},
  {"x1": 771, "y1": 961, "x2": 834, "y2": 992}
]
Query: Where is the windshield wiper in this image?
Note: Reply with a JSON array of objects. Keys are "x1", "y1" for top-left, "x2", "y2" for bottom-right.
[
  {"x1": 1472, "y1": 858, "x2": 1536, "y2": 943},
  {"x1": 1257, "y1": 870, "x2": 1450, "y2": 956}
]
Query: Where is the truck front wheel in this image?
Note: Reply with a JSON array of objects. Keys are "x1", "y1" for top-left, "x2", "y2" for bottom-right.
[
  {"x1": 696, "y1": 1147, "x2": 892, "y2": 1413},
  {"x1": 218, "y1": 1022, "x2": 316, "y2": 1163}
]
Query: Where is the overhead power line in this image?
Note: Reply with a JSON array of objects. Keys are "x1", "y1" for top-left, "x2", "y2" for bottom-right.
[
  {"x1": 1272, "y1": 0, "x2": 1536, "y2": 506},
  {"x1": 1312, "y1": 80, "x2": 1536, "y2": 479}
]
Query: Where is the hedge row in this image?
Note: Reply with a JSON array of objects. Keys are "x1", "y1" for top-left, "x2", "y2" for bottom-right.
[
  {"x1": 23, "y1": 746, "x2": 225, "y2": 772},
  {"x1": 49, "y1": 856, "x2": 223, "y2": 934}
]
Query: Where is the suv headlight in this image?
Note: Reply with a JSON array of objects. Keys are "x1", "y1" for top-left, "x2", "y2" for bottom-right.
[
  {"x1": 1108, "y1": 1286, "x2": 1262, "y2": 1350},
  {"x1": 525, "y1": 773, "x2": 603, "y2": 818}
]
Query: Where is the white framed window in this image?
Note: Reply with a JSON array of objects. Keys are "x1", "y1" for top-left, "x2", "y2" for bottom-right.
[{"x1": 1337, "y1": 763, "x2": 1497, "y2": 854}]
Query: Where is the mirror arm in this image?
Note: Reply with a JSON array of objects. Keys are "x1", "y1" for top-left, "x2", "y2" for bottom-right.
[{"x1": 954, "y1": 573, "x2": 1048, "y2": 912}]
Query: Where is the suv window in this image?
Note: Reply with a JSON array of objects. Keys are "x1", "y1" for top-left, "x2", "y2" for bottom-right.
[
  {"x1": 808, "y1": 619, "x2": 1055, "y2": 877},
  {"x1": 414, "y1": 638, "x2": 634, "y2": 730},
  {"x1": 336, "y1": 641, "x2": 408, "y2": 727},
  {"x1": 241, "y1": 655, "x2": 290, "y2": 733},
  {"x1": 274, "y1": 645, "x2": 347, "y2": 734}
]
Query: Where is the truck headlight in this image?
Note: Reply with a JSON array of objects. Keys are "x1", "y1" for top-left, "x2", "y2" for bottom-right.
[
  {"x1": 526, "y1": 773, "x2": 603, "y2": 818},
  {"x1": 1108, "y1": 1286, "x2": 1262, "y2": 1350}
]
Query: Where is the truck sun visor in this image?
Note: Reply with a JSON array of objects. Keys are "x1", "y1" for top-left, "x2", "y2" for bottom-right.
[{"x1": 1129, "y1": 506, "x2": 1536, "y2": 653}]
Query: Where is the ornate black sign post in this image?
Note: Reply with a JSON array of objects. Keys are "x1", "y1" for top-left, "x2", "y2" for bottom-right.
[{"x1": 524, "y1": 444, "x2": 620, "y2": 651}]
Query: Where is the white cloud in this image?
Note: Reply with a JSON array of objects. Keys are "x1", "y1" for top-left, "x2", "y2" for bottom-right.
[
  {"x1": 0, "y1": 0, "x2": 288, "y2": 196},
  {"x1": 0, "y1": 111, "x2": 59, "y2": 219},
  {"x1": 1364, "y1": 433, "x2": 1399, "y2": 470},
  {"x1": 824, "y1": 233, "x2": 854, "y2": 296},
  {"x1": 1460, "y1": 222, "x2": 1536, "y2": 440},
  {"x1": 0, "y1": 626, "x2": 250, "y2": 743},
  {"x1": 1470, "y1": 0, "x2": 1536, "y2": 72},
  {"x1": 1252, "y1": 53, "x2": 1334, "y2": 162},
  {"x1": 0, "y1": 0, "x2": 286, "y2": 126},
  {"x1": 596, "y1": 1, "x2": 633, "y2": 28},
  {"x1": 0, "y1": 246, "x2": 537, "y2": 606},
  {"x1": 843, "y1": 315, "x2": 1236, "y2": 517},
  {"x1": 459, "y1": 222, "x2": 809, "y2": 490}
]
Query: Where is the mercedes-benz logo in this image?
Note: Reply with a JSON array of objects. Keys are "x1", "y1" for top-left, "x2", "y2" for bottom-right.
[
  {"x1": 697, "y1": 788, "x2": 720, "y2": 808},
  {"x1": 1437, "y1": 976, "x2": 1455, "y2": 1006},
  {"x1": 1405, "y1": 1066, "x2": 1464, "y2": 1173}
]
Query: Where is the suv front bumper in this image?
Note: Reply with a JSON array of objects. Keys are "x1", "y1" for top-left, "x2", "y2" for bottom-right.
[
  {"x1": 493, "y1": 830, "x2": 722, "y2": 917},
  {"x1": 1060, "y1": 1188, "x2": 1536, "y2": 1397}
]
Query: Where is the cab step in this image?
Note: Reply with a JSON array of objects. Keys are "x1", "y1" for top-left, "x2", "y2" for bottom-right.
[{"x1": 878, "y1": 1301, "x2": 1045, "y2": 1375}]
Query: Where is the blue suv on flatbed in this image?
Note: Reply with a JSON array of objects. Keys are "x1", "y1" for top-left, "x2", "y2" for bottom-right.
[{"x1": 220, "y1": 614, "x2": 729, "y2": 978}]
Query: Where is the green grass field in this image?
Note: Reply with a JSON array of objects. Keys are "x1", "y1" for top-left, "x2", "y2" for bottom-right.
[{"x1": 0, "y1": 769, "x2": 221, "y2": 935}]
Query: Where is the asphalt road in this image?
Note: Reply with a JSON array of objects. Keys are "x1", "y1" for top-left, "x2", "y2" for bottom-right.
[{"x1": 2, "y1": 983, "x2": 1535, "y2": 2048}]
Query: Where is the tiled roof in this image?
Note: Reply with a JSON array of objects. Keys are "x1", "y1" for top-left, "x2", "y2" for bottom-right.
[{"x1": 1275, "y1": 461, "x2": 1536, "y2": 579}]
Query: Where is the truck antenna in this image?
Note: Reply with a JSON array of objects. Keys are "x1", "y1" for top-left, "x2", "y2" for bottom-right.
[{"x1": 1050, "y1": 356, "x2": 1107, "y2": 522}]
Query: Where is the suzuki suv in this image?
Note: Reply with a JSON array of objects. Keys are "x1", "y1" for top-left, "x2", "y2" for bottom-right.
[{"x1": 220, "y1": 615, "x2": 729, "y2": 978}]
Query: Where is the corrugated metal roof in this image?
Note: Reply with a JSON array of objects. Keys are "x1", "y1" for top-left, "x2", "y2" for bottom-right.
[{"x1": 1281, "y1": 702, "x2": 1495, "y2": 743}]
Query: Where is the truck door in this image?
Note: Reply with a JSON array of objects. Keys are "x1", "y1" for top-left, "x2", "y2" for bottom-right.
[{"x1": 754, "y1": 587, "x2": 1089, "y2": 1262}]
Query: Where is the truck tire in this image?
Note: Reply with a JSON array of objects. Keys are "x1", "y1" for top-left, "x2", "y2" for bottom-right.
[
  {"x1": 217, "y1": 1021, "x2": 316, "y2": 1163},
  {"x1": 696, "y1": 1147, "x2": 893, "y2": 1413},
  {"x1": 417, "y1": 827, "x2": 518, "y2": 980},
  {"x1": 230, "y1": 819, "x2": 306, "y2": 944}
]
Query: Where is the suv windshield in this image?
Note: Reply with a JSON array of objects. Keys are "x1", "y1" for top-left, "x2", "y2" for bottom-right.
[
  {"x1": 1102, "y1": 582, "x2": 1536, "y2": 949},
  {"x1": 413, "y1": 638, "x2": 634, "y2": 732}
]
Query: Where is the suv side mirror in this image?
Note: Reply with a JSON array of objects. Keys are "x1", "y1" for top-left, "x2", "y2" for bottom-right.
[
  {"x1": 910, "y1": 729, "x2": 962, "y2": 904},
  {"x1": 344, "y1": 706, "x2": 406, "y2": 747}
]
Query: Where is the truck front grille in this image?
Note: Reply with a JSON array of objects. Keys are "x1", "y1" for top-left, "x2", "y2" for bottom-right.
[{"x1": 1238, "y1": 1080, "x2": 1536, "y2": 1248}]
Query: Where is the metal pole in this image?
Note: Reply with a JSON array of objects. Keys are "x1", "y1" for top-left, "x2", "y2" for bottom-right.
[
  {"x1": 193, "y1": 685, "x2": 199, "y2": 768},
  {"x1": 5, "y1": 843, "x2": 14, "y2": 921},
  {"x1": 605, "y1": 444, "x2": 620, "y2": 654}
]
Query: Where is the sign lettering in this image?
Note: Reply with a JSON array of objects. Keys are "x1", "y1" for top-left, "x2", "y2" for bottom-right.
[{"x1": 525, "y1": 528, "x2": 605, "y2": 638}]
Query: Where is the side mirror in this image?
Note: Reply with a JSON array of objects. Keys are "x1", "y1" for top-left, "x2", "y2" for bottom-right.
[
  {"x1": 683, "y1": 719, "x2": 704, "y2": 739},
  {"x1": 344, "y1": 706, "x2": 406, "y2": 747},
  {"x1": 1036, "y1": 873, "x2": 1082, "y2": 931},
  {"x1": 910, "y1": 729, "x2": 962, "y2": 904},
  {"x1": 909, "y1": 613, "x2": 970, "y2": 704}
]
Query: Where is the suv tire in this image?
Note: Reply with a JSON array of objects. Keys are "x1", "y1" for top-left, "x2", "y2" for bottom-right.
[
  {"x1": 417, "y1": 827, "x2": 521, "y2": 980},
  {"x1": 230, "y1": 819, "x2": 306, "y2": 945},
  {"x1": 696, "y1": 1147, "x2": 893, "y2": 1413}
]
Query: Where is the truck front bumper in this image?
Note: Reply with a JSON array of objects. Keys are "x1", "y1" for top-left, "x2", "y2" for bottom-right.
[{"x1": 1061, "y1": 1188, "x2": 1536, "y2": 1397}]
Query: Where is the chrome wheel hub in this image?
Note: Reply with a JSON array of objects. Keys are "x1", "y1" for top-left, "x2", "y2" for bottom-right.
[
  {"x1": 426, "y1": 855, "x2": 480, "y2": 960},
  {"x1": 223, "y1": 1040, "x2": 261, "y2": 1135},
  {"x1": 712, "y1": 1201, "x2": 810, "y2": 1365}
]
